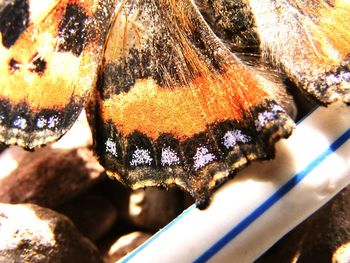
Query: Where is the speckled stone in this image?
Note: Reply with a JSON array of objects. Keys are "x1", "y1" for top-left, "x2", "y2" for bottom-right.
[
  {"x1": 0, "y1": 146, "x2": 104, "y2": 208},
  {"x1": 105, "y1": 232, "x2": 152, "y2": 262},
  {"x1": 128, "y1": 187, "x2": 184, "y2": 231},
  {"x1": 0, "y1": 203, "x2": 103, "y2": 263},
  {"x1": 57, "y1": 194, "x2": 118, "y2": 242}
]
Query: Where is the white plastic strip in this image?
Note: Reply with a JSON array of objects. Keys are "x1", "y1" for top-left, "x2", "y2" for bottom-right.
[{"x1": 120, "y1": 103, "x2": 350, "y2": 263}]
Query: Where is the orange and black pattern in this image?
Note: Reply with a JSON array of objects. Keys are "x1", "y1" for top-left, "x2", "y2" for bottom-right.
[
  {"x1": 198, "y1": 0, "x2": 350, "y2": 104},
  {"x1": 86, "y1": 0, "x2": 295, "y2": 207},
  {"x1": 0, "y1": 0, "x2": 115, "y2": 148},
  {"x1": 0, "y1": 0, "x2": 349, "y2": 208}
]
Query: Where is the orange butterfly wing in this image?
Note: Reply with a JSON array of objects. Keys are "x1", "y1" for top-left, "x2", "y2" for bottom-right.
[
  {"x1": 87, "y1": 0, "x2": 295, "y2": 208},
  {"x1": 0, "y1": 0, "x2": 115, "y2": 148},
  {"x1": 249, "y1": 0, "x2": 350, "y2": 104}
]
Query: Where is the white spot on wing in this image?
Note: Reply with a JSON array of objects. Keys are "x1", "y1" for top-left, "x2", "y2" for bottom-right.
[
  {"x1": 0, "y1": 115, "x2": 4, "y2": 124},
  {"x1": 130, "y1": 147, "x2": 153, "y2": 167},
  {"x1": 223, "y1": 130, "x2": 250, "y2": 149},
  {"x1": 342, "y1": 72, "x2": 350, "y2": 81},
  {"x1": 13, "y1": 117, "x2": 27, "y2": 130},
  {"x1": 47, "y1": 115, "x2": 60, "y2": 129},
  {"x1": 255, "y1": 104, "x2": 283, "y2": 131},
  {"x1": 193, "y1": 146, "x2": 216, "y2": 170},
  {"x1": 36, "y1": 116, "x2": 47, "y2": 128},
  {"x1": 161, "y1": 146, "x2": 180, "y2": 166},
  {"x1": 326, "y1": 75, "x2": 340, "y2": 86},
  {"x1": 255, "y1": 111, "x2": 276, "y2": 131},
  {"x1": 271, "y1": 104, "x2": 284, "y2": 113},
  {"x1": 105, "y1": 138, "x2": 118, "y2": 157}
]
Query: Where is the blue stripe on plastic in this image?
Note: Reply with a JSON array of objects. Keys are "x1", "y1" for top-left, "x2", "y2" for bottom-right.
[
  {"x1": 120, "y1": 205, "x2": 195, "y2": 262},
  {"x1": 194, "y1": 127, "x2": 350, "y2": 262}
]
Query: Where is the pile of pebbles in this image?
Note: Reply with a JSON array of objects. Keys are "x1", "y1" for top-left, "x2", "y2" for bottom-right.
[
  {"x1": 0, "y1": 114, "x2": 193, "y2": 262},
  {"x1": 0, "y1": 109, "x2": 349, "y2": 262}
]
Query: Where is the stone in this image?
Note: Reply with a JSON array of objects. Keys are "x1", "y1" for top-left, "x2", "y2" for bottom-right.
[
  {"x1": 128, "y1": 187, "x2": 184, "y2": 231},
  {"x1": 105, "y1": 232, "x2": 152, "y2": 262},
  {"x1": 0, "y1": 203, "x2": 103, "y2": 263},
  {"x1": 0, "y1": 110, "x2": 104, "y2": 208},
  {"x1": 0, "y1": 146, "x2": 104, "y2": 208},
  {"x1": 93, "y1": 179, "x2": 131, "y2": 222},
  {"x1": 57, "y1": 194, "x2": 118, "y2": 242},
  {"x1": 0, "y1": 143, "x2": 7, "y2": 154},
  {"x1": 183, "y1": 192, "x2": 195, "y2": 209}
]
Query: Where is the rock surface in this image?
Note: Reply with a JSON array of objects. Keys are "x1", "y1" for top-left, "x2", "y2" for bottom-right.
[
  {"x1": 0, "y1": 203, "x2": 103, "y2": 263},
  {"x1": 128, "y1": 187, "x2": 184, "y2": 231},
  {"x1": 94, "y1": 179, "x2": 131, "y2": 223},
  {"x1": 0, "y1": 111, "x2": 104, "y2": 208},
  {"x1": 57, "y1": 194, "x2": 118, "y2": 242},
  {"x1": 105, "y1": 232, "x2": 152, "y2": 262},
  {"x1": 0, "y1": 146, "x2": 104, "y2": 208}
]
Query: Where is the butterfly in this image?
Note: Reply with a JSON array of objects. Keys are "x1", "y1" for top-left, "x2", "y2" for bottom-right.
[{"x1": 0, "y1": 0, "x2": 348, "y2": 208}]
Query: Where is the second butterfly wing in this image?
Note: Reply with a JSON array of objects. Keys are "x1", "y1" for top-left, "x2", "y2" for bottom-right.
[{"x1": 87, "y1": 0, "x2": 295, "y2": 208}]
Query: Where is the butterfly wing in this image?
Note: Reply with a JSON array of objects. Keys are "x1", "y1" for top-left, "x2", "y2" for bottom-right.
[
  {"x1": 0, "y1": 0, "x2": 116, "y2": 149},
  {"x1": 248, "y1": 0, "x2": 350, "y2": 104},
  {"x1": 194, "y1": 0, "x2": 260, "y2": 56},
  {"x1": 87, "y1": 0, "x2": 295, "y2": 208}
]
